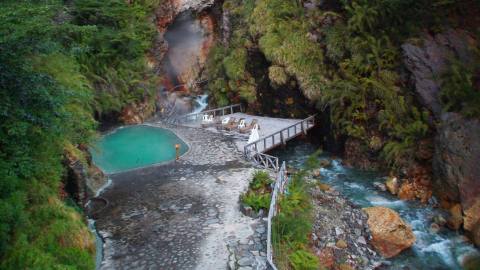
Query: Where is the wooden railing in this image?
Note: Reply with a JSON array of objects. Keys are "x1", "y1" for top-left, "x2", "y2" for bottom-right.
[
  {"x1": 243, "y1": 115, "x2": 315, "y2": 171},
  {"x1": 266, "y1": 161, "x2": 288, "y2": 270},
  {"x1": 249, "y1": 152, "x2": 279, "y2": 171},
  {"x1": 169, "y1": 104, "x2": 243, "y2": 124}
]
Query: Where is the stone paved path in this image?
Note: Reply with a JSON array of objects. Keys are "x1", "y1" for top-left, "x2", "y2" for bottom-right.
[{"x1": 93, "y1": 124, "x2": 268, "y2": 269}]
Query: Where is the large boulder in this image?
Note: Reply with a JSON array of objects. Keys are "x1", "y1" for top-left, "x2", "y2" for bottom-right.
[
  {"x1": 363, "y1": 207, "x2": 416, "y2": 258},
  {"x1": 446, "y1": 203, "x2": 464, "y2": 230}
]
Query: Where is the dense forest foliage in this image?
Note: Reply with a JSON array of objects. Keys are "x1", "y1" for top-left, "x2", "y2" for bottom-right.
[
  {"x1": 207, "y1": 0, "x2": 480, "y2": 170},
  {"x1": 0, "y1": 0, "x2": 158, "y2": 268}
]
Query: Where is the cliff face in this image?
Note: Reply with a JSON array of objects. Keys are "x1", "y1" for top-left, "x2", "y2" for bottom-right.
[
  {"x1": 402, "y1": 29, "x2": 476, "y2": 120},
  {"x1": 403, "y1": 29, "x2": 480, "y2": 245},
  {"x1": 123, "y1": 0, "x2": 217, "y2": 122},
  {"x1": 433, "y1": 113, "x2": 480, "y2": 244}
]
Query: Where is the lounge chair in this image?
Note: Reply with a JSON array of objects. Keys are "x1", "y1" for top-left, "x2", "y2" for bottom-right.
[
  {"x1": 217, "y1": 117, "x2": 236, "y2": 130},
  {"x1": 238, "y1": 119, "x2": 246, "y2": 129},
  {"x1": 225, "y1": 118, "x2": 245, "y2": 131},
  {"x1": 201, "y1": 114, "x2": 217, "y2": 128},
  {"x1": 239, "y1": 119, "x2": 259, "y2": 134}
]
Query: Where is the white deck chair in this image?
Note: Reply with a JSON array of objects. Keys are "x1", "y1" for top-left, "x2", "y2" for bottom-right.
[
  {"x1": 237, "y1": 119, "x2": 246, "y2": 129},
  {"x1": 202, "y1": 114, "x2": 209, "y2": 122},
  {"x1": 221, "y1": 116, "x2": 231, "y2": 125},
  {"x1": 207, "y1": 115, "x2": 214, "y2": 123}
]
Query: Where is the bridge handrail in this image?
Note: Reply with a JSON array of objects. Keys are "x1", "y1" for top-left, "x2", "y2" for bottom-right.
[
  {"x1": 266, "y1": 161, "x2": 288, "y2": 270},
  {"x1": 246, "y1": 151, "x2": 279, "y2": 171},
  {"x1": 244, "y1": 115, "x2": 316, "y2": 152}
]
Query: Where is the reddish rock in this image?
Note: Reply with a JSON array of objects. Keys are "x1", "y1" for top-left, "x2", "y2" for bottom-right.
[
  {"x1": 463, "y1": 199, "x2": 480, "y2": 233},
  {"x1": 385, "y1": 176, "x2": 400, "y2": 195},
  {"x1": 317, "y1": 247, "x2": 335, "y2": 269},
  {"x1": 447, "y1": 203, "x2": 464, "y2": 230},
  {"x1": 119, "y1": 99, "x2": 156, "y2": 124},
  {"x1": 363, "y1": 207, "x2": 416, "y2": 258},
  {"x1": 398, "y1": 181, "x2": 416, "y2": 201},
  {"x1": 396, "y1": 164, "x2": 433, "y2": 203}
]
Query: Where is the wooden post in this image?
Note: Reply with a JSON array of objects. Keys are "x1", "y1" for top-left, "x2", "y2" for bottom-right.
[
  {"x1": 175, "y1": 144, "x2": 180, "y2": 161},
  {"x1": 230, "y1": 106, "x2": 233, "y2": 114},
  {"x1": 280, "y1": 131, "x2": 285, "y2": 145}
]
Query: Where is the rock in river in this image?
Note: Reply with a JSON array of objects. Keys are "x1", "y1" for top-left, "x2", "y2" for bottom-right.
[{"x1": 363, "y1": 206, "x2": 416, "y2": 258}]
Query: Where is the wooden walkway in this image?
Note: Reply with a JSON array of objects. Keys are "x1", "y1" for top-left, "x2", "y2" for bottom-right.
[
  {"x1": 170, "y1": 104, "x2": 316, "y2": 171},
  {"x1": 243, "y1": 115, "x2": 315, "y2": 171}
]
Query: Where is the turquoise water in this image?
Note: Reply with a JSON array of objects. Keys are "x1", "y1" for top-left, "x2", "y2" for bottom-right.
[
  {"x1": 91, "y1": 125, "x2": 188, "y2": 173},
  {"x1": 271, "y1": 141, "x2": 480, "y2": 270}
]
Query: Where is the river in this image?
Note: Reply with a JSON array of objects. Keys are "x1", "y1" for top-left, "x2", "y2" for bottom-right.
[{"x1": 270, "y1": 140, "x2": 480, "y2": 270}]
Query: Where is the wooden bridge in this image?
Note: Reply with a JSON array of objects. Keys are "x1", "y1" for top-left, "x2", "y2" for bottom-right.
[
  {"x1": 243, "y1": 115, "x2": 315, "y2": 171},
  {"x1": 170, "y1": 104, "x2": 316, "y2": 171}
]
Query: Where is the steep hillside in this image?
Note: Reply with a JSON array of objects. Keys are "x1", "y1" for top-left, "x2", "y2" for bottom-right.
[
  {"x1": 206, "y1": 0, "x2": 480, "y2": 245},
  {"x1": 0, "y1": 0, "x2": 160, "y2": 268}
]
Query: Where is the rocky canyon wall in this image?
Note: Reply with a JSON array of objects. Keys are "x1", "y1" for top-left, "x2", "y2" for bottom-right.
[
  {"x1": 121, "y1": 0, "x2": 218, "y2": 124},
  {"x1": 403, "y1": 29, "x2": 480, "y2": 245}
]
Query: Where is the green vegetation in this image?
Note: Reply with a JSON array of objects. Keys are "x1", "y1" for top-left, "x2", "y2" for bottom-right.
[
  {"x1": 440, "y1": 49, "x2": 480, "y2": 118},
  {"x1": 241, "y1": 171, "x2": 273, "y2": 212},
  {"x1": 0, "y1": 0, "x2": 158, "y2": 268},
  {"x1": 288, "y1": 249, "x2": 321, "y2": 270},
  {"x1": 205, "y1": 0, "x2": 258, "y2": 106},
  {"x1": 72, "y1": 0, "x2": 159, "y2": 115},
  {"x1": 272, "y1": 170, "x2": 317, "y2": 269},
  {"x1": 210, "y1": 0, "x2": 479, "y2": 171}
]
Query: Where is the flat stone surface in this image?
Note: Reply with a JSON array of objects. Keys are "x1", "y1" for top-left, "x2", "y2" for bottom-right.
[
  {"x1": 93, "y1": 123, "x2": 263, "y2": 269},
  {"x1": 182, "y1": 112, "x2": 303, "y2": 152}
]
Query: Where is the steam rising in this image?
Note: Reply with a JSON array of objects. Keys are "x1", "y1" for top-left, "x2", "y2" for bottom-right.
[{"x1": 163, "y1": 11, "x2": 204, "y2": 87}]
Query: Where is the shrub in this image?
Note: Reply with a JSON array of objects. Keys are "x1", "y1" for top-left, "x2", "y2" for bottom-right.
[
  {"x1": 440, "y1": 54, "x2": 480, "y2": 118},
  {"x1": 241, "y1": 192, "x2": 271, "y2": 212},
  {"x1": 272, "y1": 166, "x2": 317, "y2": 269},
  {"x1": 289, "y1": 249, "x2": 320, "y2": 270},
  {"x1": 250, "y1": 171, "x2": 273, "y2": 190},
  {"x1": 268, "y1": 65, "x2": 289, "y2": 86},
  {"x1": 241, "y1": 171, "x2": 273, "y2": 212}
]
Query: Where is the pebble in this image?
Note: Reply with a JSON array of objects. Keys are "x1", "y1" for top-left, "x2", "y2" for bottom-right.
[{"x1": 357, "y1": 236, "x2": 367, "y2": 245}]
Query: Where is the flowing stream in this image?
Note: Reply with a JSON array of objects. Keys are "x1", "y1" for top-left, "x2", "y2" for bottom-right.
[
  {"x1": 270, "y1": 140, "x2": 480, "y2": 270},
  {"x1": 191, "y1": 94, "x2": 208, "y2": 114}
]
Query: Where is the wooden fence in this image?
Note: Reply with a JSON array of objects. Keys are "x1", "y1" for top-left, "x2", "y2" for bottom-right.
[
  {"x1": 169, "y1": 104, "x2": 243, "y2": 124},
  {"x1": 266, "y1": 161, "x2": 289, "y2": 270}
]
